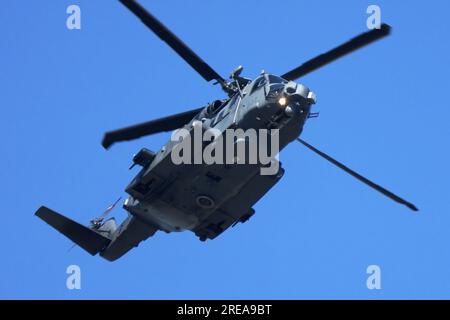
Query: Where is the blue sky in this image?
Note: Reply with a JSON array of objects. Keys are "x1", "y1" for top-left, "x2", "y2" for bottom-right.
[{"x1": 1, "y1": 0, "x2": 449, "y2": 299}]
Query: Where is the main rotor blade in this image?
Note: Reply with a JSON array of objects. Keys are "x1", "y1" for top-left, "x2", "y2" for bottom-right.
[
  {"x1": 102, "y1": 107, "x2": 203, "y2": 149},
  {"x1": 296, "y1": 138, "x2": 418, "y2": 211},
  {"x1": 282, "y1": 24, "x2": 391, "y2": 81},
  {"x1": 119, "y1": 0, "x2": 225, "y2": 84}
]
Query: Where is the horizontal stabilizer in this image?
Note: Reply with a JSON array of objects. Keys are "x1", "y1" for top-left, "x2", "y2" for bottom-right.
[{"x1": 35, "y1": 206, "x2": 111, "y2": 255}]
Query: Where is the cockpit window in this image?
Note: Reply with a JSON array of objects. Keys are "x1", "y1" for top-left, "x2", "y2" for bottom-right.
[
  {"x1": 251, "y1": 76, "x2": 267, "y2": 93},
  {"x1": 266, "y1": 83, "x2": 285, "y2": 99},
  {"x1": 211, "y1": 94, "x2": 239, "y2": 127},
  {"x1": 268, "y1": 75, "x2": 288, "y2": 84}
]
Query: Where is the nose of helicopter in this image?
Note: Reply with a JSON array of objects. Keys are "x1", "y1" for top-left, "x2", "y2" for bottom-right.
[
  {"x1": 285, "y1": 82, "x2": 317, "y2": 105},
  {"x1": 277, "y1": 82, "x2": 317, "y2": 120}
]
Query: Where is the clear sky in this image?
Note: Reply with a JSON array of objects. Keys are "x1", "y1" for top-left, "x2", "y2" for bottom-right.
[{"x1": 1, "y1": 0, "x2": 449, "y2": 299}]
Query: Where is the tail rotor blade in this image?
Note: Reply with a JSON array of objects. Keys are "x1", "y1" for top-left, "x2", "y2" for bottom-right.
[
  {"x1": 98, "y1": 197, "x2": 122, "y2": 221},
  {"x1": 296, "y1": 138, "x2": 418, "y2": 211},
  {"x1": 66, "y1": 197, "x2": 122, "y2": 252}
]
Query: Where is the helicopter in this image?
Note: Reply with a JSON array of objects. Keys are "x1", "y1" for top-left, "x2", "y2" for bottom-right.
[{"x1": 35, "y1": 0, "x2": 417, "y2": 261}]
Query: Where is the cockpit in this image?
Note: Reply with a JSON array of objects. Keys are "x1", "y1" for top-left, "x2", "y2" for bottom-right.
[
  {"x1": 250, "y1": 74, "x2": 288, "y2": 94},
  {"x1": 268, "y1": 74, "x2": 288, "y2": 84}
]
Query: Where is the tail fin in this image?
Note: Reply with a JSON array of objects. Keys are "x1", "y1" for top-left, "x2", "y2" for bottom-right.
[{"x1": 35, "y1": 206, "x2": 111, "y2": 256}]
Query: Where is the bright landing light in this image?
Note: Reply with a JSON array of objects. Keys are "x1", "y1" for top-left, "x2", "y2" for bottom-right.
[{"x1": 278, "y1": 97, "x2": 287, "y2": 106}]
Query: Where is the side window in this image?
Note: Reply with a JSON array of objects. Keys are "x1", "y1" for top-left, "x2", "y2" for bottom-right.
[
  {"x1": 251, "y1": 76, "x2": 267, "y2": 94},
  {"x1": 211, "y1": 94, "x2": 239, "y2": 127}
]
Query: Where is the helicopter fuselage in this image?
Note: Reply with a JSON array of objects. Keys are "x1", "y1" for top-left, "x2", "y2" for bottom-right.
[
  {"x1": 35, "y1": 1, "x2": 411, "y2": 262},
  {"x1": 123, "y1": 73, "x2": 316, "y2": 241}
]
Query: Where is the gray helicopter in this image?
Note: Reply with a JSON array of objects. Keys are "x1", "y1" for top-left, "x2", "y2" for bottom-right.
[{"x1": 35, "y1": 0, "x2": 417, "y2": 261}]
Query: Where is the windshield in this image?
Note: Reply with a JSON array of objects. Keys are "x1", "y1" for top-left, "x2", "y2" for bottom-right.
[{"x1": 268, "y1": 75, "x2": 288, "y2": 84}]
